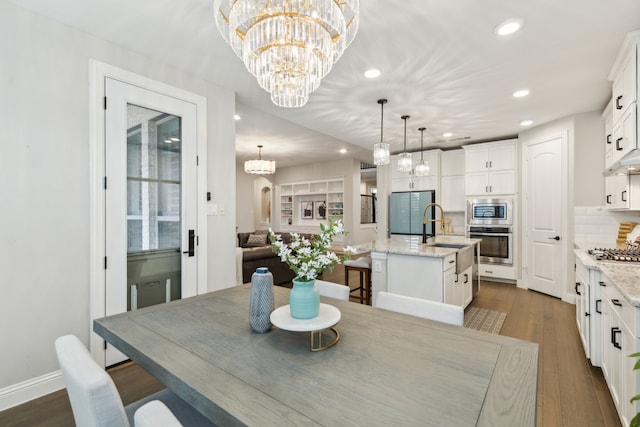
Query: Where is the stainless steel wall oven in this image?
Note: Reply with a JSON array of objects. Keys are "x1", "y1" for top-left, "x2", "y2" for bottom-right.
[{"x1": 468, "y1": 226, "x2": 513, "y2": 265}]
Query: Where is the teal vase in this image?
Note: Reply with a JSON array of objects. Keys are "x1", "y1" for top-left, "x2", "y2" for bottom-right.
[{"x1": 289, "y1": 278, "x2": 320, "y2": 319}]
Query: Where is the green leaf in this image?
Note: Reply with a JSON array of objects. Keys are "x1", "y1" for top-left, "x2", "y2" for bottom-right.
[
  {"x1": 634, "y1": 358, "x2": 640, "y2": 372},
  {"x1": 630, "y1": 411, "x2": 640, "y2": 427},
  {"x1": 631, "y1": 394, "x2": 640, "y2": 404},
  {"x1": 630, "y1": 352, "x2": 640, "y2": 358}
]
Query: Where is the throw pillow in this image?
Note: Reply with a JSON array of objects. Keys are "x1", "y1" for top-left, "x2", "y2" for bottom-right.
[{"x1": 245, "y1": 233, "x2": 268, "y2": 247}]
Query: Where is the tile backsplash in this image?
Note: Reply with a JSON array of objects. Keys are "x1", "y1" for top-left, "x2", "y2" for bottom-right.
[{"x1": 575, "y1": 206, "x2": 640, "y2": 245}]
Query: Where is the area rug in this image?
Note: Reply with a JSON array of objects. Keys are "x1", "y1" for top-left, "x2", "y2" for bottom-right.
[{"x1": 464, "y1": 307, "x2": 507, "y2": 335}]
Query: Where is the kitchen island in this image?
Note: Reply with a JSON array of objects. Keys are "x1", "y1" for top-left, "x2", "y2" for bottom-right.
[{"x1": 357, "y1": 235, "x2": 481, "y2": 307}]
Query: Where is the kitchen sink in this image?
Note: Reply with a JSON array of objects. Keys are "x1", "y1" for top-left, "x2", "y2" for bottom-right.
[
  {"x1": 430, "y1": 243, "x2": 474, "y2": 273},
  {"x1": 431, "y1": 243, "x2": 467, "y2": 249}
]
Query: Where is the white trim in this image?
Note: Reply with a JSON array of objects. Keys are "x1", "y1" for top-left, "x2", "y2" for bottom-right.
[
  {"x1": 521, "y1": 131, "x2": 569, "y2": 300},
  {"x1": 89, "y1": 59, "x2": 208, "y2": 367},
  {"x1": 0, "y1": 371, "x2": 64, "y2": 411}
]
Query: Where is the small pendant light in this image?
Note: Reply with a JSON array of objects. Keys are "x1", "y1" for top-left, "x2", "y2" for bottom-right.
[
  {"x1": 414, "y1": 127, "x2": 430, "y2": 177},
  {"x1": 373, "y1": 99, "x2": 390, "y2": 165},
  {"x1": 397, "y1": 115, "x2": 412, "y2": 173}
]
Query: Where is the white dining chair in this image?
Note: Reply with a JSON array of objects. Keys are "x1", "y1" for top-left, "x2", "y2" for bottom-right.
[
  {"x1": 375, "y1": 292, "x2": 464, "y2": 326},
  {"x1": 54, "y1": 334, "x2": 215, "y2": 427},
  {"x1": 315, "y1": 280, "x2": 350, "y2": 301}
]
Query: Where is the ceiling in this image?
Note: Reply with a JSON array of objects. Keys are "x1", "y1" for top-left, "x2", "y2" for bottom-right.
[{"x1": 11, "y1": 0, "x2": 640, "y2": 168}]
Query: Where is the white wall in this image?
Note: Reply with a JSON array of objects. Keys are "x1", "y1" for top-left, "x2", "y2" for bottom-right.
[
  {"x1": 0, "y1": 1, "x2": 236, "y2": 404},
  {"x1": 236, "y1": 166, "x2": 255, "y2": 234},
  {"x1": 574, "y1": 112, "x2": 606, "y2": 206}
]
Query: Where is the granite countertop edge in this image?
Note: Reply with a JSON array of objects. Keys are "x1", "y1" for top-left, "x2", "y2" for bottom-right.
[
  {"x1": 356, "y1": 235, "x2": 481, "y2": 259},
  {"x1": 575, "y1": 243, "x2": 640, "y2": 307}
]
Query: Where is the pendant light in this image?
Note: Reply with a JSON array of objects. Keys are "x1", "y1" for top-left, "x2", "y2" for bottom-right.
[
  {"x1": 397, "y1": 115, "x2": 412, "y2": 173},
  {"x1": 414, "y1": 127, "x2": 430, "y2": 177},
  {"x1": 244, "y1": 145, "x2": 276, "y2": 175},
  {"x1": 373, "y1": 99, "x2": 390, "y2": 165}
]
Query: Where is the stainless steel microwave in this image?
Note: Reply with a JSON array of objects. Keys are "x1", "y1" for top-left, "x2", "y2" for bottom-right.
[{"x1": 466, "y1": 198, "x2": 513, "y2": 226}]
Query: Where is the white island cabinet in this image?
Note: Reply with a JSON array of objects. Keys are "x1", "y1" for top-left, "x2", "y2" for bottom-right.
[{"x1": 358, "y1": 235, "x2": 480, "y2": 308}]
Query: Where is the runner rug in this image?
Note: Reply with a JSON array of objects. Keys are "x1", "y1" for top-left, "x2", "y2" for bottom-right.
[{"x1": 464, "y1": 307, "x2": 507, "y2": 335}]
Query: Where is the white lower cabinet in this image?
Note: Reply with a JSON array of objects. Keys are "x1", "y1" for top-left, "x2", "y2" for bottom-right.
[
  {"x1": 575, "y1": 277, "x2": 591, "y2": 359},
  {"x1": 599, "y1": 271, "x2": 640, "y2": 427}
]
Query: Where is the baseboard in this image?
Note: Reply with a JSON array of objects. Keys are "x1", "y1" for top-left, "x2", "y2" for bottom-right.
[{"x1": 0, "y1": 370, "x2": 65, "y2": 411}]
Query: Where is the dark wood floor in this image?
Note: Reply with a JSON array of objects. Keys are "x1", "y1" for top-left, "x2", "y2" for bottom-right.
[{"x1": 0, "y1": 266, "x2": 621, "y2": 427}]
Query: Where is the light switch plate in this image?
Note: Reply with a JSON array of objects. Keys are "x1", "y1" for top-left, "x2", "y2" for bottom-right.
[{"x1": 207, "y1": 203, "x2": 218, "y2": 216}]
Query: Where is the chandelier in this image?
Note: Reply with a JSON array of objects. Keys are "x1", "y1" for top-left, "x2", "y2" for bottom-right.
[
  {"x1": 397, "y1": 115, "x2": 412, "y2": 173},
  {"x1": 213, "y1": 0, "x2": 360, "y2": 108},
  {"x1": 373, "y1": 99, "x2": 390, "y2": 165},
  {"x1": 245, "y1": 145, "x2": 276, "y2": 174},
  {"x1": 414, "y1": 127, "x2": 430, "y2": 177}
]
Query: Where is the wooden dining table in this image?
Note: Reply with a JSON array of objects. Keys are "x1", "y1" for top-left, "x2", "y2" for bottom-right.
[{"x1": 94, "y1": 285, "x2": 538, "y2": 426}]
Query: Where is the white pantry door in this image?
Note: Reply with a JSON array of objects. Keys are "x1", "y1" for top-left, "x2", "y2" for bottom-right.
[
  {"x1": 104, "y1": 78, "x2": 199, "y2": 366},
  {"x1": 525, "y1": 137, "x2": 563, "y2": 298}
]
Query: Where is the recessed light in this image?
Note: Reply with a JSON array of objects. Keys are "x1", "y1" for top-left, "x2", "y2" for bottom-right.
[
  {"x1": 520, "y1": 120, "x2": 533, "y2": 126},
  {"x1": 339, "y1": 148, "x2": 347, "y2": 154},
  {"x1": 164, "y1": 139, "x2": 173, "y2": 144},
  {"x1": 442, "y1": 132, "x2": 453, "y2": 138},
  {"x1": 494, "y1": 19, "x2": 523, "y2": 36},
  {"x1": 364, "y1": 69, "x2": 381, "y2": 79},
  {"x1": 234, "y1": 114, "x2": 241, "y2": 120},
  {"x1": 170, "y1": 137, "x2": 180, "y2": 142},
  {"x1": 513, "y1": 89, "x2": 530, "y2": 98}
]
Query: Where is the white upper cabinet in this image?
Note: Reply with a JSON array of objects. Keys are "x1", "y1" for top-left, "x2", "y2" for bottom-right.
[
  {"x1": 463, "y1": 140, "x2": 517, "y2": 196},
  {"x1": 612, "y1": 44, "x2": 638, "y2": 125},
  {"x1": 441, "y1": 150, "x2": 465, "y2": 212},
  {"x1": 441, "y1": 149, "x2": 465, "y2": 176},
  {"x1": 611, "y1": 105, "x2": 638, "y2": 165},
  {"x1": 390, "y1": 150, "x2": 441, "y2": 193}
]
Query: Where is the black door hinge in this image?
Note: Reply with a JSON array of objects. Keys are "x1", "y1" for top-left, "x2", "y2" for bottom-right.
[
  {"x1": 104, "y1": 340, "x2": 107, "y2": 350},
  {"x1": 103, "y1": 96, "x2": 107, "y2": 110},
  {"x1": 103, "y1": 176, "x2": 107, "y2": 190},
  {"x1": 104, "y1": 256, "x2": 107, "y2": 269}
]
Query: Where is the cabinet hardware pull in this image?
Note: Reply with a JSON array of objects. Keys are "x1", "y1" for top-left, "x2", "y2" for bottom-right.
[
  {"x1": 454, "y1": 273, "x2": 458, "y2": 283},
  {"x1": 485, "y1": 161, "x2": 489, "y2": 169},
  {"x1": 464, "y1": 273, "x2": 469, "y2": 284},
  {"x1": 575, "y1": 282, "x2": 581, "y2": 295},
  {"x1": 612, "y1": 327, "x2": 622, "y2": 349},
  {"x1": 596, "y1": 299, "x2": 602, "y2": 314},
  {"x1": 585, "y1": 311, "x2": 590, "y2": 317},
  {"x1": 616, "y1": 95, "x2": 623, "y2": 109},
  {"x1": 616, "y1": 137, "x2": 623, "y2": 151},
  {"x1": 606, "y1": 194, "x2": 612, "y2": 204},
  {"x1": 606, "y1": 134, "x2": 612, "y2": 144},
  {"x1": 612, "y1": 299, "x2": 622, "y2": 307},
  {"x1": 489, "y1": 161, "x2": 492, "y2": 168},
  {"x1": 449, "y1": 260, "x2": 455, "y2": 264},
  {"x1": 622, "y1": 190, "x2": 627, "y2": 202},
  {"x1": 599, "y1": 281, "x2": 606, "y2": 287}
]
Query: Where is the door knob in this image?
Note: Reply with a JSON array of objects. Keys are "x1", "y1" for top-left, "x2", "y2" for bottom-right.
[{"x1": 548, "y1": 236, "x2": 560, "y2": 241}]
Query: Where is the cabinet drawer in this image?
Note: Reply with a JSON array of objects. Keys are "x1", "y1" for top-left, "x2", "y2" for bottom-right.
[
  {"x1": 444, "y1": 254, "x2": 456, "y2": 271},
  {"x1": 479, "y1": 263, "x2": 516, "y2": 280},
  {"x1": 603, "y1": 276, "x2": 640, "y2": 337}
]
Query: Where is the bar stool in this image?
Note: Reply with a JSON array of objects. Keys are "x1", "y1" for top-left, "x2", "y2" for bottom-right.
[{"x1": 344, "y1": 255, "x2": 372, "y2": 305}]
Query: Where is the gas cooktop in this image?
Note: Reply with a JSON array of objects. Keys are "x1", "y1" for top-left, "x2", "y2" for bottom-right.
[{"x1": 588, "y1": 247, "x2": 640, "y2": 263}]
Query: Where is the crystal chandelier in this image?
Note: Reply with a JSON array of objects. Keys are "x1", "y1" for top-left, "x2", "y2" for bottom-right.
[
  {"x1": 245, "y1": 145, "x2": 276, "y2": 174},
  {"x1": 414, "y1": 127, "x2": 430, "y2": 177},
  {"x1": 397, "y1": 115, "x2": 412, "y2": 173},
  {"x1": 373, "y1": 98, "x2": 390, "y2": 165},
  {"x1": 213, "y1": 0, "x2": 360, "y2": 108}
]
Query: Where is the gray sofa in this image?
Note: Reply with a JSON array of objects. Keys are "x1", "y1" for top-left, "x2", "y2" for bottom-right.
[{"x1": 238, "y1": 231, "x2": 317, "y2": 285}]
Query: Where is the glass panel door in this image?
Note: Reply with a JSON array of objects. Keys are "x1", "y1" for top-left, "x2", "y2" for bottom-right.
[{"x1": 126, "y1": 105, "x2": 182, "y2": 311}]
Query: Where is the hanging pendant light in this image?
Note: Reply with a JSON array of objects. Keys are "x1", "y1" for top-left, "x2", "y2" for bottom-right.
[
  {"x1": 397, "y1": 115, "x2": 412, "y2": 173},
  {"x1": 414, "y1": 127, "x2": 430, "y2": 177},
  {"x1": 373, "y1": 99, "x2": 390, "y2": 165},
  {"x1": 244, "y1": 145, "x2": 276, "y2": 175}
]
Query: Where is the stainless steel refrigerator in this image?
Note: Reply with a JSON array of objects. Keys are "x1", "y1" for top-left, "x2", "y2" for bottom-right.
[{"x1": 389, "y1": 191, "x2": 436, "y2": 236}]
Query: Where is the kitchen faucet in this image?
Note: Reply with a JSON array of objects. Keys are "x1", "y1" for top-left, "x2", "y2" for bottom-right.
[{"x1": 422, "y1": 202, "x2": 446, "y2": 244}]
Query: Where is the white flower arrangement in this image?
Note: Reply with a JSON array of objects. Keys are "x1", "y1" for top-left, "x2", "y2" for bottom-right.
[{"x1": 269, "y1": 219, "x2": 356, "y2": 281}]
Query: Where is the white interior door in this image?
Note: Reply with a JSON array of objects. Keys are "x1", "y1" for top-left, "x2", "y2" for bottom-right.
[
  {"x1": 525, "y1": 136, "x2": 564, "y2": 298},
  {"x1": 104, "y1": 78, "x2": 199, "y2": 365}
]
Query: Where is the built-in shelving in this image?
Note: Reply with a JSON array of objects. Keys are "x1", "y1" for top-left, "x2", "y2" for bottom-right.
[{"x1": 278, "y1": 179, "x2": 344, "y2": 229}]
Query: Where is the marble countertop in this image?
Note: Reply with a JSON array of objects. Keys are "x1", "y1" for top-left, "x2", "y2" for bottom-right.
[
  {"x1": 575, "y1": 243, "x2": 640, "y2": 307},
  {"x1": 356, "y1": 235, "x2": 480, "y2": 258}
]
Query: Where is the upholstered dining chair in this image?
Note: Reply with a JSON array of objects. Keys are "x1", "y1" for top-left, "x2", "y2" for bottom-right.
[
  {"x1": 54, "y1": 334, "x2": 215, "y2": 427},
  {"x1": 315, "y1": 280, "x2": 350, "y2": 301},
  {"x1": 375, "y1": 292, "x2": 464, "y2": 326}
]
